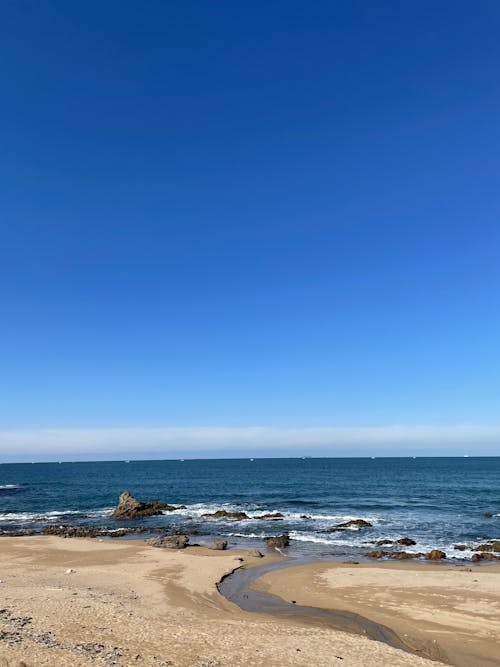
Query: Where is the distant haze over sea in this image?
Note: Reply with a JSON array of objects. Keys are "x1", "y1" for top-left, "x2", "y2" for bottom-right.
[{"x1": 0, "y1": 425, "x2": 499, "y2": 462}]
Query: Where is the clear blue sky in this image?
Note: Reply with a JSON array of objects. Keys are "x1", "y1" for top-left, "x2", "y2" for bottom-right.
[{"x1": 1, "y1": 1, "x2": 499, "y2": 457}]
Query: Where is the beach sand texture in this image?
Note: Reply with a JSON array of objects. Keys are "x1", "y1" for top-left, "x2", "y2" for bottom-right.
[
  {"x1": 255, "y1": 560, "x2": 500, "y2": 667},
  {"x1": 0, "y1": 536, "x2": 480, "y2": 667}
]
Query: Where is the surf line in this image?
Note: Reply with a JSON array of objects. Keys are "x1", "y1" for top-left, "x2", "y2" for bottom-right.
[{"x1": 217, "y1": 557, "x2": 445, "y2": 663}]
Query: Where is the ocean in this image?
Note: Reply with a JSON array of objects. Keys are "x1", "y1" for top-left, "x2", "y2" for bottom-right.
[{"x1": 1, "y1": 457, "x2": 499, "y2": 559}]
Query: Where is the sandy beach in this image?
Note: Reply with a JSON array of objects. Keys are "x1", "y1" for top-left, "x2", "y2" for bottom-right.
[
  {"x1": 255, "y1": 559, "x2": 500, "y2": 667},
  {"x1": 0, "y1": 536, "x2": 449, "y2": 667}
]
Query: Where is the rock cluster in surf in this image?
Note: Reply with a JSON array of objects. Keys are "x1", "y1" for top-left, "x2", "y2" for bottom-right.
[{"x1": 111, "y1": 491, "x2": 186, "y2": 519}]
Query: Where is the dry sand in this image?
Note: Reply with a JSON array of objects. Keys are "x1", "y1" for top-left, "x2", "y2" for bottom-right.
[
  {"x1": 254, "y1": 559, "x2": 500, "y2": 667},
  {"x1": 0, "y1": 536, "x2": 452, "y2": 667}
]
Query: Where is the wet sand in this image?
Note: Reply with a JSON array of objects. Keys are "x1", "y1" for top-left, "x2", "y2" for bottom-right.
[
  {"x1": 0, "y1": 536, "x2": 449, "y2": 666},
  {"x1": 253, "y1": 559, "x2": 500, "y2": 667}
]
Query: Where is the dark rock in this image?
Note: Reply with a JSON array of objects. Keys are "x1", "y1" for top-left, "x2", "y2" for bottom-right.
[
  {"x1": 41, "y1": 525, "x2": 101, "y2": 538},
  {"x1": 300, "y1": 515, "x2": 311, "y2": 519},
  {"x1": 255, "y1": 513, "x2": 284, "y2": 520},
  {"x1": 454, "y1": 544, "x2": 468, "y2": 551},
  {"x1": 375, "y1": 539, "x2": 393, "y2": 546},
  {"x1": 111, "y1": 491, "x2": 184, "y2": 519},
  {"x1": 472, "y1": 552, "x2": 497, "y2": 562},
  {"x1": 392, "y1": 551, "x2": 423, "y2": 560},
  {"x1": 264, "y1": 534, "x2": 290, "y2": 548},
  {"x1": 476, "y1": 543, "x2": 494, "y2": 551},
  {"x1": 483, "y1": 512, "x2": 493, "y2": 518},
  {"x1": 424, "y1": 549, "x2": 446, "y2": 560},
  {"x1": 147, "y1": 534, "x2": 189, "y2": 549},
  {"x1": 202, "y1": 510, "x2": 250, "y2": 520},
  {"x1": 471, "y1": 551, "x2": 500, "y2": 563},
  {"x1": 396, "y1": 537, "x2": 416, "y2": 546},
  {"x1": 336, "y1": 519, "x2": 372, "y2": 529},
  {"x1": 39, "y1": 524, "x2": 160, "y2": 539},
  {"x1": 168, "y1": 527, "x2": 200, "y2": 536},
  {"x1": 208, "y1": 540, "x2": 228, "y2": 550},
  {"x1": 367, "y1": 550, "x2": 388, "y2": 558},
  {"x1": 323, "y1": 519, "x2": 372, "y2": 532}
]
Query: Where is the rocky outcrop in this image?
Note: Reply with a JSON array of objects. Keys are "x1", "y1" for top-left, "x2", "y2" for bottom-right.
[
  {"x1": 147, "y1": 534, "x2": 189, "y2": 549},
  {"x1": 322, "y1": 519, "x2": 373, "y2": 533},
  {"x1": 0, "y1": 529, "x2": 38, "y2": 537},
  {"x1": 454, "y1": 544, "x2": 468, "y2": 551},
  {"x1": 111, "y1": 491, "x2": 185, "y2": 519},
  {"x1": 396, "y1": 537, "x2": 416, "y2": 546},
  {"x1": 392, "y1": 551, "x2": 423, "y2": 560},
  {"x1": 475, "y1": 541, "x2": 500, "y2": 552},
  {"x1": 375, "y1": 539, "x2": 393, "y2": 546},
  {"x1": 255, "y1": 513, "x2": 284, "y2": 520},
  {"x1": 424, "y1": 549, "x2": 446, "y2": 560},
  {"x1": 337, "y1": 519, "x2": 372, "y2": 529},
  {"x1": 472, "y1": 552, "x2": 497, "y2": 562},
  {"x1": 202, "y1": 510, "x2": 250, "y2": 520},
  {"x1": 41, "y1": 525, "x2": 101, "y2": 538},
  {"x1": 368, "y1": 550, "x2": 423, "y2": 560},
  {"x1": 264, "y1": 534, "x2": 290, "y2": 548},
  {"x1": 208, "y1": 540, "x2": 228, "y2": 550},
  {"x1": 40, "y1": 525, "x2": 166, "y2": 538}
]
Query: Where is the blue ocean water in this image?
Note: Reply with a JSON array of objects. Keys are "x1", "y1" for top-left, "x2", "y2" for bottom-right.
[{"x1": 1, "y1": 457, "x2": 499, "y2": 559}]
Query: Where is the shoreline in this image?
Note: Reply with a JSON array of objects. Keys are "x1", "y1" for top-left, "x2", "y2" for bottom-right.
[
  {"x1": 0, "y1": 535, "x2": 446, "y2": 667},
  {"x1": 1, "y1": 523, "x2": 499, "y2": 565},
  {"x1": 253, "y1": 559, "x2": 500, "y2": 667}
]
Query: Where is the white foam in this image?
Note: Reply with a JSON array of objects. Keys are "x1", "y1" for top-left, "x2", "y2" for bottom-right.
[
  {"x1": 223, "y1": 532, "x2": 266, "y2": 539},
  {"x1": 0, "y1": 507, "x2": 114, "y2": 525},
  {"x1": 169, "y1": 503, "x2": 379, "y2": 528},
  {"x1": 289, "y1": 531, "x2": 363, "y2": 546},
  {"x1": 0, "y1": 484, "x2": 20, "y2": 489}
]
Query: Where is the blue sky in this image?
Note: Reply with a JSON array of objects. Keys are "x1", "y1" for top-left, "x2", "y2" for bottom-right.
[{"x1": 1, "y1": 1, "x2": 500, "y2": 459}]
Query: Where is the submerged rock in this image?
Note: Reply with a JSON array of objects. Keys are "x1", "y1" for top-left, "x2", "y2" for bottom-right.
[
  {"x1": 147, "y1": 534, "x2": 189, "y2": 549},
  {"x1": 336, "y1": 519, "x2": 372, "y2": 529},
  {"x1": 111, "y1": 491, "x2": 184, "y2": 519},
  {"x1": 375, "y1": 539, "x2": 393, "y2": 546},
  {"x1": 202, "y1": 510, "x2": 250, "y2": 520},
  {"x1": 454, "y1": 544, "x2": 468, "y2": 551},
  {"x1": 264, "y1": 534, "x2": 290, "y2": 548},
  {"x1": 322, "y1": 519, "x2": 373, "y2": 533},
  {"x1": 483, "y1": 512, "x2": 493, "y2": 518},
  {"x1": 396, "y1": 537, "x2": 416, "y2": 546},
  {"x1": 255, "y1": 513, "x2": 284, "y2": 520}
]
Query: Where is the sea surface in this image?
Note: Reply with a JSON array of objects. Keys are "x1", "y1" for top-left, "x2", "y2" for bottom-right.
[{"x1": 1, "y1": 457, "x2": 499, "y2": 559}]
